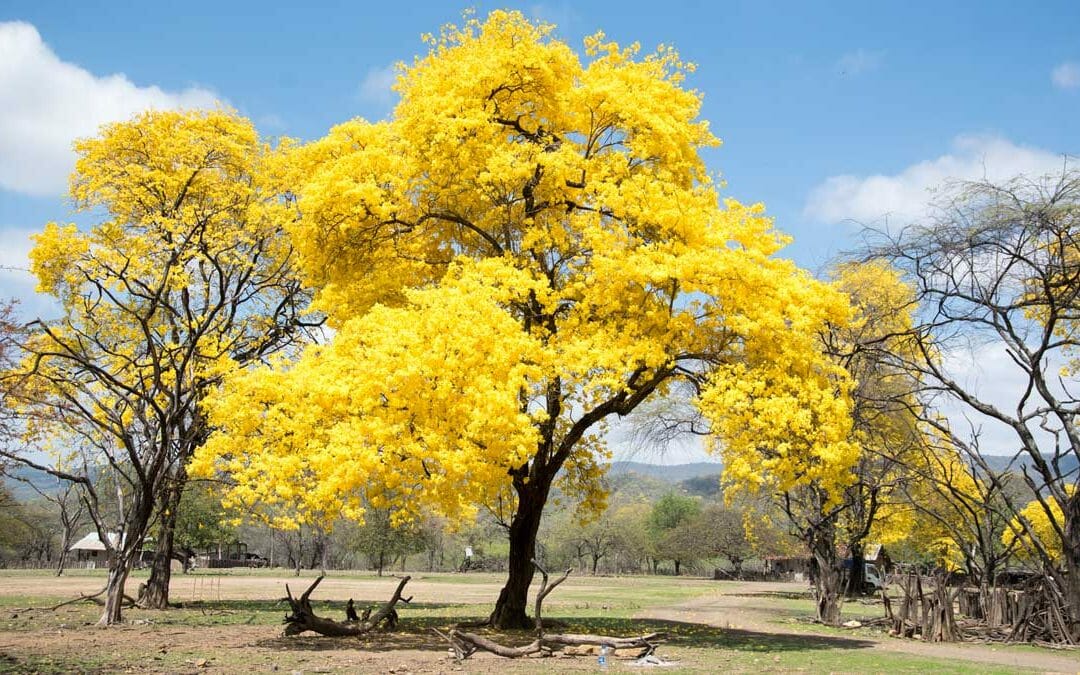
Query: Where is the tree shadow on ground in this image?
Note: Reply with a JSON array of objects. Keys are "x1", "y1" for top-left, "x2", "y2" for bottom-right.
[
  {"x1": 254, "y1": 615, "x2": 878, "y2": 655},
  {"x1": 185, "y1": 599, "x2": 462, "y2": 613},
  {"x1": 726, "y1": 590, "x2": 814, "y2": 600}
]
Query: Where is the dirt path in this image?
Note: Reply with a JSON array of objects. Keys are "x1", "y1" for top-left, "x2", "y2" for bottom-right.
[
  {"x1": 3, "y1": 572, "x2": 1080, "y2": 672},
  {"x1": 638, "y1": 580, "x2": 1080, "y2": 673}
]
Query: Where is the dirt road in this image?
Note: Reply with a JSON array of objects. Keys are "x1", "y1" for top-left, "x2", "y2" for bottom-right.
[{"x1": 639, "y1": 579, "x2": 1080, "y2": 673}]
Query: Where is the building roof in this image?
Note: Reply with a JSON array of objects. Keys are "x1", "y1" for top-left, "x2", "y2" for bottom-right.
[{"x1": 69, "y1": 532, "x2": 120, "y2": 551}]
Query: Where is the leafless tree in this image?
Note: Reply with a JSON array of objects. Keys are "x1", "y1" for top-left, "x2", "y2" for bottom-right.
[{"x1": 863, "y1": 164, "x2": 1080, "y2": 637}]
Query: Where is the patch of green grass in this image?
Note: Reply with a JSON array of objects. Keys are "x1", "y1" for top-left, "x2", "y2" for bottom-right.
[
  {"x1": 0, "y1": 651, "x2": 113, "y2": 674},
  {"x1": 0, "y1": 572, "x2": 1072, "y2": 673}
]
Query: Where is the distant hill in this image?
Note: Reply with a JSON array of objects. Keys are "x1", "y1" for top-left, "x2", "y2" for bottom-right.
[
  {"x1": 606, "y1": 454, "x2": 1080, "y2": 503},
  {"x1": 981, "y1": 453, "x2": 1079, "y2": 478},
  {"x1": 2, "y1": 464, "x2": 66, "y2": 501},
  {"x1": 607, "y1": 461, "x2": 723, "y2": 483},
  {"x1": 679, "y1": 473, "x2": 724, "y2": 497},
  {"x1": 604, "y1": 461, "x2": 724, "y2": 502}
]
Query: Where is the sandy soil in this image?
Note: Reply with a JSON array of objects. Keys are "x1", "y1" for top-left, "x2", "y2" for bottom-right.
[
  {"x1": 1, "y1": 573, "x2": 1079, "y2": 673},
  {"x1": 0, "y1": 572, "x2": 620, "y2": 673},
  {"x1": 641, "y1": 580, "x2": 1080, "y2": 673}
]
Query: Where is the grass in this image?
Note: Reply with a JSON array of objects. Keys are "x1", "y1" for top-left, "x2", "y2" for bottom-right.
[{"x1": 0, "y1": 571, "x2": 1071, "y2": 673}]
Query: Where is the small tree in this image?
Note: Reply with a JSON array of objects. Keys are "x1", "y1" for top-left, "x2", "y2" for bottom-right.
[
  {"x1": 170, "y1": 481, "x2": 238, "y2": 571},
  {"x1": 350, "y1": 507, "x2": 426, "y2": 576},
  {"x1": 647, "y1": 492, "x2": 701, "y2": 575},
  {"x1": 692, "y1": 503, "x2": 751, "y2": 577},
  {"x1": 22, "y1": 479, "x2": 86, "y2": 576},
  {"x1": 605, "y1": 502, "x2": 652, "y2": 574}
]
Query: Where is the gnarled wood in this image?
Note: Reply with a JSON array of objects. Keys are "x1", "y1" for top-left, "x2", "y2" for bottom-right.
[
  {"x1": 283, "y1": 575, "x2": 411, "y2": 637},
  {"x1": 439, "y1": 561, "x2": 667, "y2": 661}
]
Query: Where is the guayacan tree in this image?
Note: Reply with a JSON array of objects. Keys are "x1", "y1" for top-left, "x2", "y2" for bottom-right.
[
  {"x1": 0, "y1": 300, "x2": 21, "y2": 448},
  {"x1": 707, "y1": 261, "x2": 920, "y2": 623},
  {"x1": 5, "y1": 110, "x2": 312, "y2": 624},
  {"x1": 194, "y1": 10, "x2": 850, "y2": 628}
]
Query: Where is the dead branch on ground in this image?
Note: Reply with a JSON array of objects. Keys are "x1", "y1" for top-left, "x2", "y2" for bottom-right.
[
  {"x1": 283, "y1": 575, "x2": 412, "y2": 637},
  {"x1": 435, "y1": 561, "x2": 666, "y2": 661},
  {"x1": 49, "y1": 586, "x2": 136, "y2": 611}
]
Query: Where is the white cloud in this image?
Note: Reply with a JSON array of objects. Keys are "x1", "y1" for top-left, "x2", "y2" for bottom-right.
[
  {"x1": 804, "y1": 135, "x2": 1064, "y2": 225},
  {"x1": 836, "y1": 49, "x2": 882, "y2": 76},
  {"x1": 0, "y1": 21, "x2": 218, "y2": 197},
  {"x1": 1052, "y1": 61, "x2": 1080, "y2": 90},
  {"x1": 937, "y1": 340, "x2": 1068, "y2": 457},
  {"x1": 357, "y1": 63, "x2": 398, "y2": 108}
]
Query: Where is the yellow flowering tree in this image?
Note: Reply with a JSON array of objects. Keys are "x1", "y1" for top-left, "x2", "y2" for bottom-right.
[
  {"x1": 1004, "y1": 491, "x2": 1071, "y2": 567},
  {"x1": 193, "y1": 10, "x2": 848, "y2": 628},
  {"x1": 899, "y1": 429, "x2": 1019, "y2": 609},
  {"x1": 6, "y1": 110, "x2": 312, "y2": 625},
  {"x1": 705, "y1": 261, "x2": 920, "y2": 623}
]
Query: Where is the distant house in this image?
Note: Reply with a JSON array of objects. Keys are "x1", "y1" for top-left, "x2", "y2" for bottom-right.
[
  {"x1": 69, "y1": 532, "x2": 119, "y2": 569},
  {"x1": 764, "y1": 555, "x2": 812, "y2": 578},
  {"x1": 863, "y1": 543, "x2": 890, "y2": 569}
]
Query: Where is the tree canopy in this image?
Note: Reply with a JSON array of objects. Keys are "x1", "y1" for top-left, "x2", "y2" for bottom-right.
[
  {"x1": 8, "y1": 109, "x2": 311, "y2": 623},
  {"x1": 187, "y1": 10, "x2": 850, "y2": 627}
]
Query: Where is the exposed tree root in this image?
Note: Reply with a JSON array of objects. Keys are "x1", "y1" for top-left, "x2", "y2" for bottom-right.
[
  {"x1": 283, "y1": 575, "x2": 411, "y2": 637},
  {"x1": 434, "y1": 561, "x2": 666, "y2": 661}
]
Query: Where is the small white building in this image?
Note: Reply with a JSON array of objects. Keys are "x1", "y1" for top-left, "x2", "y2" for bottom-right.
[{"x1": 69, "y1": 532, "x2": 120, "y2": 569}]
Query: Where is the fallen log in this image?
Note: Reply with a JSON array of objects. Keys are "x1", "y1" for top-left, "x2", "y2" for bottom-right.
[
  {"x1": 545, "y1": 632, "x2": 665, "y2": 651},
  {"x1": 283, "y1": 574, "x2": 411, "y2": 637},
  {"x1": 436, "y1": 561, "x2": 666, "y2": 661}
]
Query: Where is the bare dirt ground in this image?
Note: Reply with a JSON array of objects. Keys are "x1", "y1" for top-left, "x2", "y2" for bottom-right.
[
  {"x1": 641, "y1": 579, "x2": 1080, "y2": 673},
  {"x1": 0, "y1": 572, "x2": 641, "y2": 673},
  {"x1": 0, "y1": 573, "x2": 1079, "y2": 673}
]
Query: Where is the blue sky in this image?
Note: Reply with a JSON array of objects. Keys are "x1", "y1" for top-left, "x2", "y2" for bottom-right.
[
  {"x1": 1, "y1": 1, "x2": 1078, "y2": 460},
  {"x1": 2, "y1": 0, "x2": 1078, "y2": 299}
]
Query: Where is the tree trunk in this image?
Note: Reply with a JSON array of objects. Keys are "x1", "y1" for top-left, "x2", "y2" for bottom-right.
[
  {"x1": 591, "y1": 555, "x2": 600, "y2": 576},
  {"x1": 1061, "y1": 495, "x2": 1080, "y2": 639},
  {"x1": 100, "y1": 556, "x2": 132, "y2": 625},
  {"x1": 810, "y1": 524, "x2": 843, "y2": 625},
  {"x1": 731, "y1": 557, "x2": 743, "y2": 579},
  {"x1": 674, "y1": 559, "x2": 681, "y2": 576},
  {"x1": 308, "y1": 532, "x2": 324, "y2": 572},
  {"x1": 845, "y1": 542, "x2": 865, "y2": 597},
  {"x1": 489, "y1": 483, "x2": 548, "y2": 629},
  {"x1": 143, "y1": 477, "x2": 183, "y2": 609},
  {"x1": 142, "y1": 523, "x2": 175, "y2": 609},
  {"x1": 55, "y1": 529, "x2": 71, "y2": 577},
  {"x1": 284, "y1": 575, "x2": 411, "y2": 637}
]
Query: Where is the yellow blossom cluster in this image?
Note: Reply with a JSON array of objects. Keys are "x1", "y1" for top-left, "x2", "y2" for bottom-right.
[{"x1": 192, "y1": 11, "x2": 853, "y2": 530}]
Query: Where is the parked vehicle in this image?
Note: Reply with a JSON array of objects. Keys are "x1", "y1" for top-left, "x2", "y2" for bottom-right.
[
  {"x1": 842, "y1": 558, "x2": 886, "y2": 593},
  {"x1": 864, "y1": 562, "x2": 885, "y2": 592}
]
